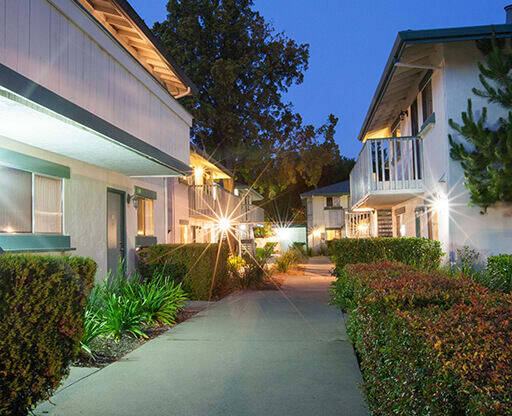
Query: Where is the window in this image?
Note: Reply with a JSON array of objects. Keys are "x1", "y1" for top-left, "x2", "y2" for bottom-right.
[
  {"x1": 326, "y1": 229, "x2": 341, "y2": 241},
  {"x1": 137, "y1": 198, "x2": 154, "y2": 236},
  {"x1": 421, "y1": 79, "x2": 433, "y2": 123},
  {"x1": 410, "y1": 99, "x2": 419, "y2": 136},
  {"x1": 326, "y1": 197, "x2": 333, "y2": 207},
  {"x1": 179, "y1": 224, "x2": 188, "y2": 244},
  {"x1": 0, "y1": 166, "x2": 63, "y2": 234}
]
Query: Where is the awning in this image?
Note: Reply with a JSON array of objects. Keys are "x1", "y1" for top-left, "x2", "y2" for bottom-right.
[{"x1": 0, "y1": 64, "x2": 191, "y2": 177}]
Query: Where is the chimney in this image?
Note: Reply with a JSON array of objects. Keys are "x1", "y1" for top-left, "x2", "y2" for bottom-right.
[{"x1": 506, "y1": 5, "x2": 512, "y2": 24}]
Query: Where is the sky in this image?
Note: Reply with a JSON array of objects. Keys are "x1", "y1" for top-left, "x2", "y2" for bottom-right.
[{"x1": 129, "y1": 0, "x2": 511, "y2": 159}]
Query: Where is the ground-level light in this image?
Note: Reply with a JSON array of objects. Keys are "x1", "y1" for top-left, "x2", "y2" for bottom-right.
[{"x1": 217, "y1": 217, "x2": 231, "y2": 232}]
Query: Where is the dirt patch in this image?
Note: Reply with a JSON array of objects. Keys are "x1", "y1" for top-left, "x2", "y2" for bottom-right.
[{"x1": 74, "y1": 309, "x2": 201, "y2": 368}]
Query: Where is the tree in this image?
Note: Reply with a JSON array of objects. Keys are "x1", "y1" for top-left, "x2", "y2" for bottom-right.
[
  {"x1": 449, "y1": 37, "x2": 512, "y2": 213},
  {"x1": 153, "y1": 0, "x2": 343, "y2": 203}
]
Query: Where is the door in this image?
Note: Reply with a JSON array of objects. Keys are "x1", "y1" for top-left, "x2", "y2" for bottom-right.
[{"x1": 107, "y1": 189, "x2": 126, "y2": 274}]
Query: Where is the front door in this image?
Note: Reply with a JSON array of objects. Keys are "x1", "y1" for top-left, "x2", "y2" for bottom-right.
[{"x1": 107, "y1": 189, "x2": 125, "y2": 274}]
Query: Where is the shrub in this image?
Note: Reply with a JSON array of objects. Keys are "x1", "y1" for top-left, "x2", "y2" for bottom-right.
[
  {"x1": 291, "y1": 242, "x2": 307, "y2": 257},
  {"x1": 330, "y1": 261, "x2": 512, "y2": 415},
  {"x1": 328, "y1": 237, "x2": 443, "y2": 271},
  {"x1": 263, "y1": 241, "x2": 277, "y2": 252},
  {"x1": 0, "y1": 254, "x2": 96, "y2": 415},
  {"x1": 483, "y1": 254, "x2": 512, "y2": 293},
  {"x1": 137, "y1": 244, "x2": 230, "y2": 300},
  {"x1": 275, "y1": 249, "x2": 302, "y2": 273},
  {"x1": 238, "y1": 254, "x2": 266, "y2": 289}
]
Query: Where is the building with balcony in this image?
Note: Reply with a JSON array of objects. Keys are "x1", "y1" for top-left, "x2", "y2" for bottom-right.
[
  {"x1": 300, "y1": 180, "x2": 350, "y2": 251},
  {"x1": 167, "y1": 145, "x2": 265, "y2": 252},
  {"x1": 348, "y1": 14, "x2": 512, "y2": 260},
  {"x1": 0, "y1": 0, "x2": 196, "y2": 277}
]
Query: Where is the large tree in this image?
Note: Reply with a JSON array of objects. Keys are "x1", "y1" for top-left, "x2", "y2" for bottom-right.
[{"x1": 153, "y1": 0, "x2": 345, "y2": 206}]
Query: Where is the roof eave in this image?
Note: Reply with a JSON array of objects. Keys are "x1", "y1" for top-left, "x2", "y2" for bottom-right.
[{"x1": 357, "y1": 24, "x2": 512, "y2": 141}]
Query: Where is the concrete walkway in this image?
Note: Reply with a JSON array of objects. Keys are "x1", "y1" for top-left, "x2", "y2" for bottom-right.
[{"x1": 36, "y1": 257, "x2": 368, "y2": 415}]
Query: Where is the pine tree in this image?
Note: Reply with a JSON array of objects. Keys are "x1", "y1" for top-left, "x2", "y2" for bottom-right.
[{"x1": 449, "y1": 37, "x2": 512, "y2": 213}]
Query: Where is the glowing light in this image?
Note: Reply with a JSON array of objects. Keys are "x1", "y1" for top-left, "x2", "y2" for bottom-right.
[
  {"x1": 400, "y1": 223, "x2": 406, "y2": 237},
  {"x1": 217, "y1": 217, "x2": 231, "y2": 232},
  {"x1": 194, "y1": 167, "x2": 204, "y2": 183},
  {"x1": 432, "y1": 193, "x2": 450, "y2": 213},
  {"x1": 357, "y1": 223, "x2": 369, "y2": 233},
  {"x1": 276, "y1": 227, "x2": 291, "y2": 240},
  {"x1": 312, "y1": 228, "x2": 322, "y2": 238},
  {"x1": 5, "y1": 226, "x2": 14, "y2": 233},
  {"x1": 240, "y1": 223, "x2": 247, "y2": 231}
]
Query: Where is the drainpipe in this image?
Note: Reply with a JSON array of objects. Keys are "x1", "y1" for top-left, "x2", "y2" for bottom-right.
[{"x1": 506, "y1": 5, "x2": 512, "y2": 24}]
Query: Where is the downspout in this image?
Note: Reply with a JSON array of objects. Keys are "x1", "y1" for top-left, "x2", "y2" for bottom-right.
[{"x1": 174, "y1": 87, "x2": 191, "y2": 99}]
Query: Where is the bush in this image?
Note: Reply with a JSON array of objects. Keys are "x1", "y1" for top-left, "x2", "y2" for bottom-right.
[
  {"x1": 137, "y1": 244, "x2": 230, "y2": 300},
  {"x1": 328, "y1": 237, "x2": 443, "y2": 271},
  {"x1": 330, "y1": 261, "x2": 512, "y2": 415},
  {"x1": 0, "y1": 254, "x2": 96, "y2": 415},
  {"x1": 238, "y1": 254, "x2": 266, "y2": 289},
  {"x1": 483, "y1": 254, "x2": 512, "y2": 293},
  {"x1": 275, "y1": 249, "x2": 302, "y2": 273}
]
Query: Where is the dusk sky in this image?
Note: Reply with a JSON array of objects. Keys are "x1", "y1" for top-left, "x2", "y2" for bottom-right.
[{"x1": 130, "y1": 0, "x2": 511, "y2": 159}]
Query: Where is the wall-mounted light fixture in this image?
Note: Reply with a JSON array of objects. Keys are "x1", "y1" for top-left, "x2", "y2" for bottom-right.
[
  {"x1": 127, "y1": 194, "x2": 140, "y2": 209},
  {"x1": 399, "y1": 110, "x2": 408, "y2": 120}
]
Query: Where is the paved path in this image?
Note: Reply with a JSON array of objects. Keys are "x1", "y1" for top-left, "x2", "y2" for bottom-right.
[{"x1": 36, "y1": 257, "x2": 368, "y2": 416}]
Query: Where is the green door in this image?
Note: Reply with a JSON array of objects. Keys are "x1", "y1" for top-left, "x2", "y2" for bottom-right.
[{"x1": 107, "y1": 189, "x2": 126, "y2": 274}]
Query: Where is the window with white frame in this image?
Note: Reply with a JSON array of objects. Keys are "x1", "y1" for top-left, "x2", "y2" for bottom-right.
[{"x1": 0, "y1": 166, "x2": 63, "y2": 234}]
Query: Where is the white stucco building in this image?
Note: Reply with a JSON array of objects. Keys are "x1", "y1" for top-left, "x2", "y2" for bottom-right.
[
  {"x1": 0, "y1": 0, "x2": 197, "y2": 278},
  {"x1": 300, "y1": 180, "x2": 351, "y2": 251},
  {"x1": 349, "y1": 13, "x2": 512, "y2": 261},
  {"x1": 167, "y1": 145, "x2": 265, "y2": 253}
]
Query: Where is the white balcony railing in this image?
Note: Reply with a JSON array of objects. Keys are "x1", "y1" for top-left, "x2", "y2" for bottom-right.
[
  {"x1": 189, "y1": 185, "x2": 242, "y2": 220},
  {"x1": 240, "y1": 203, "x2": 265, "y2": 224},
  {"x1": 323, "y1": 208, "x2": 345, "y2": 229},
  {"x1": 350, "y1": 136, "x2": 424, "y2": 208},
  {"x1": 345, "y1": 211, "x2": 375, "y2": 238}
]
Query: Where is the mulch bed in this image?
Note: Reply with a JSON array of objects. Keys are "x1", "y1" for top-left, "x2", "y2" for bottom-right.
[{"x1": 74, "y1": 308, "x2": 202, "y2": 368}]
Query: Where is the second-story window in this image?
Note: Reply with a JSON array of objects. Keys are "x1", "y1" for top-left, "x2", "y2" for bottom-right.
[
  {"x1": 421, "y1": 79, "x2": 433, "y2": 123},
  {"x1": 326, "y1": 197, "x2": 333, "y2": 207},
  {"x1": 410, "y1": 99, "x2": 419, "y2": 136}
]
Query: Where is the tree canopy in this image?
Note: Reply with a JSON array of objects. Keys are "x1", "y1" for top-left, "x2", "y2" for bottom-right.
[{"x1": 153, "y1": 0, "x2": 352, "y2": 217}]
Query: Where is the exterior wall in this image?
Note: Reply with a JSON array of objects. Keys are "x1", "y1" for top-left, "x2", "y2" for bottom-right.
[
  {"x1": 0, "y1": 0, "x2": 192, "y2": 164},
  {"x1": 167, "y1": 178, "x2": 190, "y2": 244},
  {"x1": 0, "y1": 135, "x2": 168, "y2": 279},
  {"x1": 305, "y1": 194, "x2": 350, "y2": 250},
  {"x1": 443, "y1": 41, "x2": 512, "y2": 259}
]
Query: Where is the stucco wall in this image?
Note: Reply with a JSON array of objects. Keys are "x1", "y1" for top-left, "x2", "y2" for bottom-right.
[
  {"x1": 443, "y1": 41, "x2": 512, "y2": 259},
  {"x1": 0, "y1": 135, "x2": 168, "y2": 279},
  {"x1": 0, "y1": 0, "x2": 192, "y2": 164}
]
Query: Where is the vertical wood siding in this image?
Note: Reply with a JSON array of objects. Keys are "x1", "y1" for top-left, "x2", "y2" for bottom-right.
[{"x1": 0, "y1": 0, "x2": 190, "y2": 164}]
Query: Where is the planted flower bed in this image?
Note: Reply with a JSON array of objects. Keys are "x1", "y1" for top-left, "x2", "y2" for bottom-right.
[{"x1": 330, "y1": 261, "x2": 512, "y2": 415}]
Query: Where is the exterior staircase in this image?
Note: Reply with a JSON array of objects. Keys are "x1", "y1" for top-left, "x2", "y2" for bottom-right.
[{"x1": 377, "y1": 210, "x2": 393, "y2": 237}]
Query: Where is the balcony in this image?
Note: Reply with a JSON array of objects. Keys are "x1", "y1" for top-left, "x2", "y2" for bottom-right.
[
  {"x1": 350, "y1": 136, "x2": 424, "y2": 209},
  {"x1": 323, "y1": 207, "x2": 345, "y2": 229},
  {"x1": 240, "y1": 203, "x2": 265, "y2": 224},
  {"x1": 188, "y1": 185, "x2": 242, "y2": 220}
]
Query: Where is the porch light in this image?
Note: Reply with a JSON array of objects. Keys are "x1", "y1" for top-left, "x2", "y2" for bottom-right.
[
  {"x1": 194, "y1": 167, "x2": 204, "y2": 183},
  {"x1": 5, "y1": 226, "x2": 14, "y2": 234},
  {"x1": 357, "y1": 223, "x2": 369, "y2": 233},
  {"x1": 312, "y1": 228, "x2": 322, "y2": 238},
  {"x1": 218, "y1": 217, "x2": 231, "y2": 232},
  {"x1": 432, "y1": 193, "x2": 450, "y2": 214},
  {"x1": 240, "y1": 224, "x2": 247, "y2": 231},
  {"x1": 277, "y1": 227, "x2": 291, "y2": 240}
]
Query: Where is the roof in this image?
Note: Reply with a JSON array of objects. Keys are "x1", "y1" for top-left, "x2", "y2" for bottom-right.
[
  {"x1": 359, "y1": 24, "x2": 512, "y2": 141},
  {"x1": 300, "y1": 180, "x2": 350, "y2": 198},
  {"x1": 235, "y1": 183, "x2": 264, "y2": 201},
  {"x1": 75, "y1": 0, "x2": 198, "y2": 98},
  {"x1": 189, "y1": 143, "x2": 233, "y2": 179}
]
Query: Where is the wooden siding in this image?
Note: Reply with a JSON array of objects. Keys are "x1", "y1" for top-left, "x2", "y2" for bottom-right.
[{"x1": 0, "y1": 0, "x2": 191, "y2": 164}]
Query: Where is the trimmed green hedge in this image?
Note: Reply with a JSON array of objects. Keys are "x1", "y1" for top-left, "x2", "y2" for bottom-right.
[
  {"x1": 328, "y1": 237, "x2": 443, "y2": 271},
  {"x1": 331, "y1": 261, "x2": 512, "y2": 415},
  {"x1": 0, "y1": 254, "x2": 96, "y2": 415},
  {"x1": 137, "y1": 244, "x2": 230, "y2": 300}
]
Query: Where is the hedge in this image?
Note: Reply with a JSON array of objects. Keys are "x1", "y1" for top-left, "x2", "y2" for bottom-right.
[
  {"x1": 0, "y1": 254, "x2": 96, "y2": 415},
  {"x1": 137, "y1": 244, "x2": 230, "y2": 300},
  {"x1": 328, "y1": 237, "x2": 443, "y2": 271},
  {"x1": 331, "y1": 261, "x2": 512, "y2": 415}
]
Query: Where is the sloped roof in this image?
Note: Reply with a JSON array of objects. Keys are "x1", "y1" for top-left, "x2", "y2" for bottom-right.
[
  {"x1": 300, "y1": 180, "x2": 350, "y2": 198},
  {"x1": 359, "y1": 24, "x2": 512, "y2": 141}
]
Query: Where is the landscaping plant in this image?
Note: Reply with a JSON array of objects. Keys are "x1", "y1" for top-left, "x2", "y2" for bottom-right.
[
  {"x1": 328, "y1": 237, "x2": 443, "y2": 271},
  {"x1": 330, "y1": 261, "x2": 512, "y2": 415},
  {"x1": 275, "y1": 248, "x2": 303, "y2": 273},
  {"x1": 0, "y1": 254, "x2": 96, "y2": 415}
]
